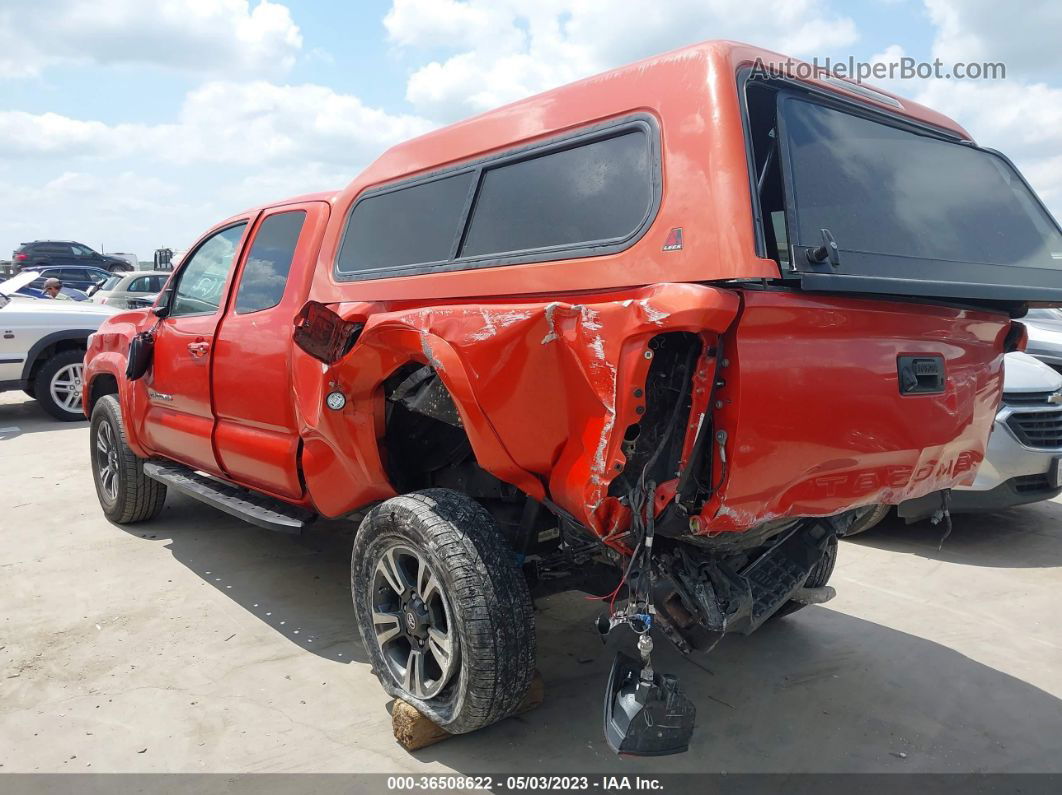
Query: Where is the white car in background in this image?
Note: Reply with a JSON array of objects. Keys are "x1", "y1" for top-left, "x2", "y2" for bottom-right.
[
  {"x1": 847, "y1": 351, "x2": 1062, "y2": 534},
  {"x1": 0, "y1": 272, "x2": 118, "y2": 420},
  {"x1": 89, "y1": 271, "x2": 169, "y2": 309}
]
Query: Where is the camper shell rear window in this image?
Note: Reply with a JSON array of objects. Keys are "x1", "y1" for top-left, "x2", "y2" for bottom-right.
[
  {"x1": 743, "y1": 76, "x2": 1062, "y2": 305},
  {"x1": 335, "y1": 116, "x2": 660, "y2": 281}
]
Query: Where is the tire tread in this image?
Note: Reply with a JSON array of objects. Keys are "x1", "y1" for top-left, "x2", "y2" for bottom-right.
[
  {"x1": 90, "y1": 394, "x2": 167, "y2": 523},
  {"x1": 351, "y1": 489, "x2": 535, "y2": 734}
]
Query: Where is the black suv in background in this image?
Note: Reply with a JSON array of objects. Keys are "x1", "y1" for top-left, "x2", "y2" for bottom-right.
[{"x1": 12, "y1": 241, "x2": 132, "y2": 274}]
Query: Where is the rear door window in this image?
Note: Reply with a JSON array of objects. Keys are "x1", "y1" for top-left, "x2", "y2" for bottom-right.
[{"x1": 234, "y1": 211, "x2": 307, "y2": 313}]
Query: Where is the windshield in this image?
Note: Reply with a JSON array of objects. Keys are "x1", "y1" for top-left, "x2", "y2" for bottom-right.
[
  {"x1": 782, "y1": 98, "x2": 1062, "y2": 271},
  {"x1": 101, "y1": 275, "x2": 123, "y2": 290}
]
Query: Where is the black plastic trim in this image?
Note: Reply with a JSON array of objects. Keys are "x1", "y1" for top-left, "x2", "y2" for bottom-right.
[
  {"x1": 333, "y1": 114, "x2": 662, "y2": 282},
  {"x1": 800, "y1": 272, "x2": 1062, "y2": 304}
]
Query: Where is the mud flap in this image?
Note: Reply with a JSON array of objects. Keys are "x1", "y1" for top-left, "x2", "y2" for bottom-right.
[{"x1": 603, "y1": 652, "x2": 696, "y2": 756}]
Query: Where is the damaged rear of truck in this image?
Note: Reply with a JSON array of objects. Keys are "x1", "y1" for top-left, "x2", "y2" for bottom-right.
[
  {"x1": 303, "y1": 41, "x2": 1062, "y2": 752},
  {"x1": 85, "y1": 41, "x2": 1062, "y2": 754}
]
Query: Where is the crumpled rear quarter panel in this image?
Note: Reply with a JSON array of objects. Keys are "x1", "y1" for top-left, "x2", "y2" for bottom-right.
[{"x1": 296, "y1": 283, "x2": 740, "y2": 527}]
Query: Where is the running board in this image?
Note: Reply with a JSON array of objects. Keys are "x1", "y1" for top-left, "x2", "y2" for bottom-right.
[{"x1": 143, "y1": 460, "x2": 313, "y2": 534}]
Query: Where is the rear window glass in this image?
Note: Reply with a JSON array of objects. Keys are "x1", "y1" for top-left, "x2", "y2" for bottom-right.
[
  {"x1": 337, "y1": 173, "x2": 474, "y2": 274},
  {"x1": 783, "y1": 99, "x2": 1062, "y2": 270},
  {"x1": 461, "y1": 130, "x2": 652, "y2": 257}
]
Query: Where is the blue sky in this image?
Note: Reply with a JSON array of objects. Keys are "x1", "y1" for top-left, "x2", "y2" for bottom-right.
[{"x1": 0, "y1": 0, "x2": 1059, "y2": 259}]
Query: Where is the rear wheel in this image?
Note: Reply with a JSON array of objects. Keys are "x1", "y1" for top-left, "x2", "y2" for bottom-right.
[
  {"x1": 772, "y1": 538, "x2": 838, "y2": 619},
  {"x1": 34, "y1": 349, "x2": 86, "y2": 421},
  {"x1": 351, "y1": 489, "x2": 535, "y2": 734},
  {"x1": 90, "y1": 394, "x2": 167, "y2": 523},
  {"x1": 842, "y1": 504, "x2": 891, "y2": 537}
]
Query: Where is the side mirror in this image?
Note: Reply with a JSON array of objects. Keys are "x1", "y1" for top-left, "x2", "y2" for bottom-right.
[{"x1": 152, "y1": 305, "x2": 170, "y2": 319}]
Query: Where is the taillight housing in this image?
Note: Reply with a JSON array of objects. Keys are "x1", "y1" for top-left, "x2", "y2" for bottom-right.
[{"x1": 14, "y1": 252, "x2": 27, "y2": 261}]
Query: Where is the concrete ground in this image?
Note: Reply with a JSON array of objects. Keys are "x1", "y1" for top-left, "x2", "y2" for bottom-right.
[{"x1": 1, "y1": 391, "x2": 1061, "y2": 774}]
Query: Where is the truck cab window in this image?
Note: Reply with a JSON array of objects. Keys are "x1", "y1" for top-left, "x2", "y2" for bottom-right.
[{"x1": 170, "y1": 223, "x2": 246, "y2": 317}]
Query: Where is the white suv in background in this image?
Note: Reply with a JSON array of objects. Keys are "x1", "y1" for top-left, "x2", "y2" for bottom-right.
[
  {"x1": 0, "y1": 272, "x2": 117, "y2": 420},
  {"x1": 950, "y1": 352, "x2": 1062, "y2": 511}
]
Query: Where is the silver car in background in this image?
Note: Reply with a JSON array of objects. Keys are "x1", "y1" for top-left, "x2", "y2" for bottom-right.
[
  {"x1": 88, "y1": 271, "x2": 169, "y2": 310},
  {"x1": 948, "y1": 352, "x2": 1062, "y2": 512}
]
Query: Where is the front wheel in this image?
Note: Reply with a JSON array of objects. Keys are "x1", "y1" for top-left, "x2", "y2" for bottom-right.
[
  {"x1": 351, "y1": 489, "x2": 535, "y2": 734},
  {"x1": 90, "y1": 394, "x2": 167, "y2": 523}
]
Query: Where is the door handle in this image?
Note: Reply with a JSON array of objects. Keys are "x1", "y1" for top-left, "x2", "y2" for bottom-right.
[{"x1": 187, "y1": 340, "x2": 210, "y2": 358}]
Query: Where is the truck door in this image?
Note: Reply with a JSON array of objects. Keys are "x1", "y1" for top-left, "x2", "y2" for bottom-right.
[
  {"x1": 141, "y1": 221, "x2": 250, "y2": 473},
  {"x1": 211, "y1": 202, "x2": 329, "y2": 499}
]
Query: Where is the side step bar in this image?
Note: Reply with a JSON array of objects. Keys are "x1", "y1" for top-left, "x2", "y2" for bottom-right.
[{"x1": 143, "y1": 460, "x2": 314, "y2": 534}]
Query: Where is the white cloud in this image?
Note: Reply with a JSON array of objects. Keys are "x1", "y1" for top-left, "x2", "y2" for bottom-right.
[
  {"x1": 911, "y1": 79, "x2": 1062, "y2": 220},
  {"x1": 0, "y1": 80, "x2": 435, "y2": 256},
  {"x1": 925, "y1": 0, "x2": 1062, "y2": 79},
  {"x1": 386, "y1": 0, "x2": 859, "y2": 121},
  {"x1": 0, "y1": 171, "x2": 212, "y2": 256},
  {"x1": 0, "y1": 0, "x2": 302, "y2": 79},
  {"x1": 0, "y1": 82, "x2": 433, "y2": 167}
]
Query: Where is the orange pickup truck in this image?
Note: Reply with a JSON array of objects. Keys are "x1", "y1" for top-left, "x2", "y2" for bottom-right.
[{"x1": 83, "y1": 41, "x2": 1062, "y2": 754}]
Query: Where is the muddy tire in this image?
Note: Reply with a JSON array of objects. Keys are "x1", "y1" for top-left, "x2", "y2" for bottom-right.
[
  {"x1": 34, "y1": 349, "x2": 87, "y2": 421},
  {"x1": 90, "y1": 394, "x2": 167, "y2": 523},
  {"x1": 351, "y1": 489, "x2": 535, "y2": 734},
  {"x1": 772, "y1": 537, "x2": 838, "y2": 619}
]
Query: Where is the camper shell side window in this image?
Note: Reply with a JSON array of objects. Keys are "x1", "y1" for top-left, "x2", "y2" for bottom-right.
[{"x1": 334, "y1": 115, "x2": 661, "y2": 281}]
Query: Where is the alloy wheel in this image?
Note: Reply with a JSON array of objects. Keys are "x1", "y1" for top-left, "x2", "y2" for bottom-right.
[
  {"x1": 94, "y1": 418, "x2": 121, "y2": 501},
  {"x1": 49, "y1": 363, "x2": 84, "y2": 415},
  {"x1": 370, "y1": 544, "x2": 458, "y2": 699}
]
